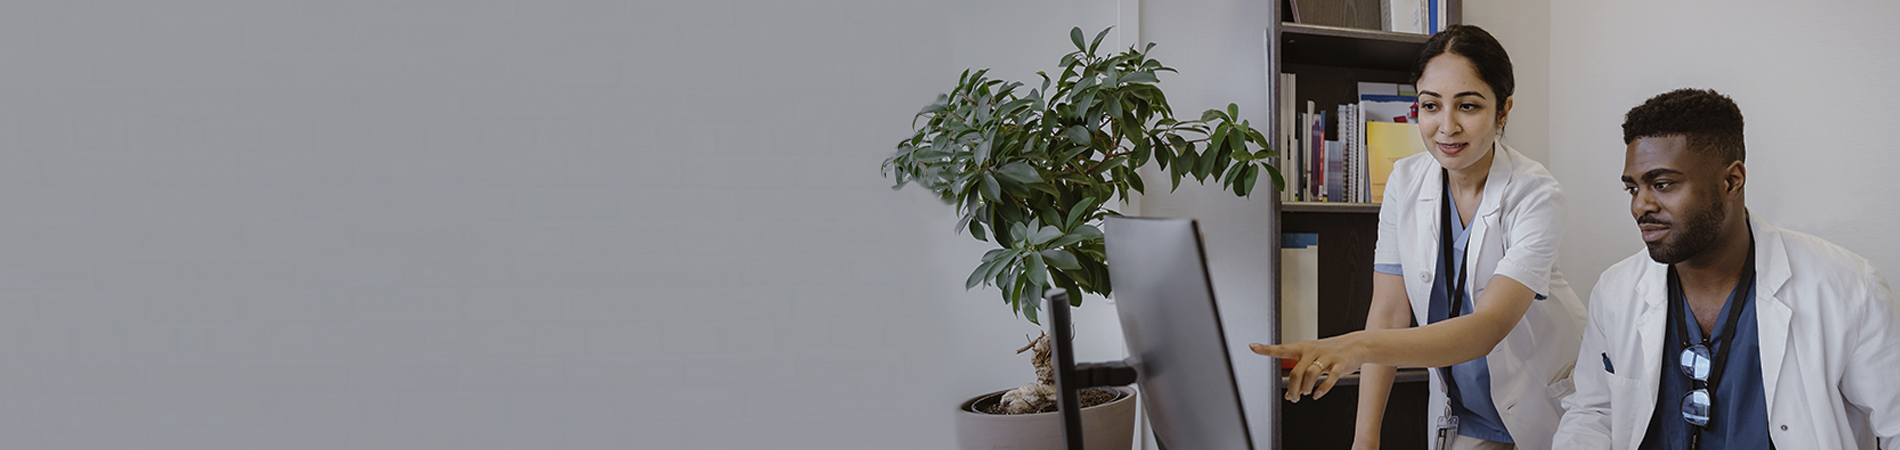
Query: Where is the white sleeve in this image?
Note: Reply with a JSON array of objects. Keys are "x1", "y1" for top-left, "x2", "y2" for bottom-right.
[
  {"x1": 1553, "y1": 283, "x2": 1616, "y2": 449},
  {"x1": 1492, "y1": 179, "x2": 1565, "y2": 297},
  {"x1": 1839, "y1": 263, "x2": 1900, "y2": 449},
  {"x1": 1373, "y1": 178, "x2": 1403, "y2": 268}
]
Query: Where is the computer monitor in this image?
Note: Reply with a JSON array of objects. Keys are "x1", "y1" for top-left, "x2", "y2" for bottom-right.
[{"x1": 1102, "y1": 216, "x2": 1256, "y2": 450}]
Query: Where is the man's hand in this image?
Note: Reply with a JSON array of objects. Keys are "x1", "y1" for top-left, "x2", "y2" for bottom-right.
[{"x1": 1250, "y1": 332, "x2": 1372, "y2": 402}]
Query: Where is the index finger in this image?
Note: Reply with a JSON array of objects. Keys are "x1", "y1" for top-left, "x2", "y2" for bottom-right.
[{"x1": 1249, "y1": 343, "x2": 1299, "y2": 359}]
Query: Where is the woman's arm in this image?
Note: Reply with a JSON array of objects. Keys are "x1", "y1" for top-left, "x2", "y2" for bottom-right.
[
  {"x1": 1251, "y1": 274, "x2": 1536, "y2": 400},
  {"x1": 1349, "y1": 272, "x2": 1412, "y2": 450}
]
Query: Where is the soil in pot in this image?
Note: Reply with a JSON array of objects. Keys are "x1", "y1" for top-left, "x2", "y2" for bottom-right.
[{"x1": 971, "y1": 387, "x2": 1120, "y2": 415}]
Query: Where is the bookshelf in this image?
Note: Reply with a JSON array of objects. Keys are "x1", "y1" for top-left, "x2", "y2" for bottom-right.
[{"x1": 1269, "y1": 2, "x2": 1458, "y2": 449}]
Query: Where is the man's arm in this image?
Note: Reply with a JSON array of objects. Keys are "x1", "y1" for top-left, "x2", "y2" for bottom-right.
[
  {"x1": 1839, "y1": 264, "x2": 1900, "y2": 449},
  {"x1": 1552, "y1": 286, "x2": 1617, "y2": 449}
]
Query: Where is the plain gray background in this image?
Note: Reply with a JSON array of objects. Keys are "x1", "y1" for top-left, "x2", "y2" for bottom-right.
[{"x1": 0, "y1": 0, "x2": 1894, "y2": 449}]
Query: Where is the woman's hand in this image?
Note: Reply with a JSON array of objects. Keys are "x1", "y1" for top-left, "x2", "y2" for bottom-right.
[{"x1": 1249, "y1": 332, "x2": 1373, "y2": 402}]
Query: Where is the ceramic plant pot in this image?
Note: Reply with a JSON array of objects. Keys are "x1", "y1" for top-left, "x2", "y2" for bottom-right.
[{"x1": 953, "y1": 386, "x2": 1137, "y2": 450}]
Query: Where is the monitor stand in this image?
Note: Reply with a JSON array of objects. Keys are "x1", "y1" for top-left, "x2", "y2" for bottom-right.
[{"x1": 1046, "y1": 288, "x2": 1138, "y2": 450}]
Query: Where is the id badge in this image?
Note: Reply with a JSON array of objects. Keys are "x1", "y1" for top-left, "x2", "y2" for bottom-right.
[{"x1": 1434, "y1": 408, "x2": 1460, "y2": 450}]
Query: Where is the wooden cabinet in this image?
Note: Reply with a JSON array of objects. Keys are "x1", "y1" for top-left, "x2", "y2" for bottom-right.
[{"x1": 1266, "y1": 2, "x2": 1459, "y2": 448}]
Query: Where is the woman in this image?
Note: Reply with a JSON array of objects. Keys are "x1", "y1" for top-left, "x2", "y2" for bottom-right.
[{"x1": 1250, "y1": 25, "x2": 1586, "y2": 450}]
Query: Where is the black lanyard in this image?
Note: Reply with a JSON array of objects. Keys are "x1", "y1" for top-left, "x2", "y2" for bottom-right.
[
  {"x1": 1434, "y1": 171, "x2": 1475, "y2": 405},
  {"x1": 1665, "y1": 231, "x2": 1755, "y2": 429},
  {"x1": 1440, "y1": 170, "x2": 1471, "y2": 319}
]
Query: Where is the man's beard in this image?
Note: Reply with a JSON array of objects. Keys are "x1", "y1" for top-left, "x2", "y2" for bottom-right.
[{"x1": 1643, "y1": 199, "x2": 1726, "y2": 264}]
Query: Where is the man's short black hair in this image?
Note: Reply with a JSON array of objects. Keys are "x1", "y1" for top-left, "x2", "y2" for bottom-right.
[{"x1": 1621, "y1": 88, "x2": 1745, "y2": 163}]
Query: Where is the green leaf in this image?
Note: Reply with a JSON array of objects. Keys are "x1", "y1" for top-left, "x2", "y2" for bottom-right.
[
  {"x1": 1065, "y1": 197, "x2": 1096, "y2": 229},
  {"x1": 1120, "y1": 72, "x2": 1158, "y2": 84},
  {"x1": 1048, "y1": 230, "x2": 1092, "y2": 249},
  {"x1": 1071, "y1": 27, "x2": 1086, "y2": 52},
  {"x1": 984, "y1": 250, "x2": 1018, "y2": 284},
  {"x1": 980, "y1": 173, "x2": 1001, "y2": 202},
  {"x1": 967, "y1": 256, "x2": 1005, "y2": 289},
  {"x1": 1241, "y1": 165, "x2": 1260, "y2": 196},
  {"x1": 1227, "y1": 103, "x2": 1240, "y2": 121},
  {"x1": 1170, "y1": 151, "x2": 1187, "y2": 191},
  {"x1": 996, "y1": 161, "x2": 1041, "y2": 184},
  {"x1": 1209, "y1": 124, "x2": 1229, "y2": 156},
  {"x1": 1132, "y1": 135, "x2": 1152, "y2": 167},
  {"x1": 1228, "y1": 125, "x2": 1245, "y2": 154},
  {"x1": 1029, "y1": 226, "x2": 1063, "y2": 245},
  {"x1": 1195, "y1": 143, "x2": 1218, "y2": 180},
  {"x1": 1221, "y1": 161, "x2": 1244, "y2": 185},
  {"x1": 1065, "y1": 125, "x2": 1091, "y2": 144},
  {"x1": 1268, "y1": 164, "x2": 1286, "y2": 191},
  {"x1": 1027, "y1": 253, "x2": 1048, "y2": 286},
  {"x1": 1072, "y1": 224, "x2": 1104, "y2": 240},
  {"x1": 1201, "y1": 109, "x2": 1223, "y2": 122},
  {"x1": 1041, "y1": 249, "x2": 1082, "y2": 270},
  {"x1": 1089, "y1": 27, "x2": 1112, "y2": 55},
  {"x1": 1022, "y1": 281, "x2": 1044, "y2": 324},
  {"x1": 1232, "y1": 148, "x2": 1256, "y2": 162},
  {"x1": 1176, "y1": 147, "x2": 1198, "y2": 177}
]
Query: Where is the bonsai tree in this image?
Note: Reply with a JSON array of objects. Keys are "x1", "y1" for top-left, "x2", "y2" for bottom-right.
[
  {"x1": 883, "y1": 26, "x2": 1283, "y2": 323},
  {"x1": 882, "y1": 27, "x2": 1284, "y2": 415}
]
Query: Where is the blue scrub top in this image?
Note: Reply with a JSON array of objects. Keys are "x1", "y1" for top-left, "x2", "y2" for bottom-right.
[
  {"x1": 1637, "y1": 282, "x2": 1772, "y2": 450},
  {"x1": 1373, "y1": 185, "x2": 1513, "y2": 443}
]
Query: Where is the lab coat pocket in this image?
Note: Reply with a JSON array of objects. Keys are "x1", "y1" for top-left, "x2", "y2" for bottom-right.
[
  {"x1": 1603, "y1": 372, "x2": 1643, "y2": 449},
  {"x1": 1544, "y1": 373, "x2": 1576, "y2": 405}
]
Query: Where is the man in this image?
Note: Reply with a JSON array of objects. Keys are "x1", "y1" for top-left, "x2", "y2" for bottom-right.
[{"x1": 1553, "y1": 88, "x2": 1900, "y2": 450}]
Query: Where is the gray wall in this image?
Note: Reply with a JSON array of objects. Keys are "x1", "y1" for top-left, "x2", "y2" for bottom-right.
[
  {"x1": 0, "y1": 1, "x2": 1128, "y2": 448},
  {"x1": 1546, "y1": 0, "x2": 1900, "y2": 301}
]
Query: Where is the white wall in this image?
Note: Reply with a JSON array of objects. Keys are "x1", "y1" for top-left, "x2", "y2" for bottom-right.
[
  {"x1": 1465, "y1": 0, "x2": 1551, "y2": 165},
  {"x1": 1133, "y1": 0, "x2": 1279, "y2": 447},
  {"x1": 0, "y1": 1, "x2": 1136, "y2": 449},
  {"x1": 1547, "y1": 1, "x2": 1900, "y2": 300}
]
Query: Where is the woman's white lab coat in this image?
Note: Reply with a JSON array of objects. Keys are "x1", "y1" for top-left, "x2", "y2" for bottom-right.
[
  {"x1": 1553, "y1": 216, "x2": 1900, "y2": 449},
  {"x1": 1374, "y1": 143, "x2": 1588, "y2": 450}
]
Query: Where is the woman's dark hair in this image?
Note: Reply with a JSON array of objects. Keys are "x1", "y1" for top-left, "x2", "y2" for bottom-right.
[{"x1": 1412, "y1": 25, "x2": 1514, "y2": 105}]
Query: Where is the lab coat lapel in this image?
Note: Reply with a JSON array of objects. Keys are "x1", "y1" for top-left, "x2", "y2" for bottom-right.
[
  {"x1": 1750, "y1": 216, "x2": 1795, "y2": 421},
  {"x1": 1413, "y1": 165, "x2": 1443, "y2": 317},
  {"x1": 1462, "y1": 146, "x2": 1510, "y2": 297},
  {"x1": 1628, "y1": 261, "x2": 1669, "y2": 450}
]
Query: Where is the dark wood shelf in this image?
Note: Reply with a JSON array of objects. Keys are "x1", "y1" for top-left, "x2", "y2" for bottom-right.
[
  {"x1": 1281, "y1": 23, "x2": 1429, "y2": 71},
  {"x1": 1282, "y1": 22, "x2": 1432, "y2": 43},
  {"x1": 1281, "y1": 201, "x2": 1380, "y2": 214},
  {"x1": 1270, "y1": 5, "x2": 1455, "y2": 448}
]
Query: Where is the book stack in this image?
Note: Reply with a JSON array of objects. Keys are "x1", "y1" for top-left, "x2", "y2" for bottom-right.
[
  {"x1": 1384, "y1": 0, "x2": 1450, "y2": 35},
  {"x1": 1278, "y1": 77, "x2": 1428, "y2": 204}
]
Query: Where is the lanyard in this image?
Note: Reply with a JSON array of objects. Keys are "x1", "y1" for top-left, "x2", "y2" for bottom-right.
[
  {"x1": 1665, "y1": 230, "x2": 1755, "y2": 428},
  {"x1": 1440, "y1": 169, "x2": 1471, "y2": 319},
  {"x1": 1435, "y1": 170, "x2": 1472, "y2": 399}
]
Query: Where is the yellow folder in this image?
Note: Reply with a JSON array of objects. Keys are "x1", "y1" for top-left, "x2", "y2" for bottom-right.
[{"x1": 1365, "y1": 121, "x2": 1426, "y2": 204}]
